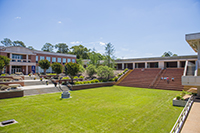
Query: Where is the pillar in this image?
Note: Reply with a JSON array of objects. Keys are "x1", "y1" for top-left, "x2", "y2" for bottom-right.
[
  {"x1": 26, "y1": 54, "x2": 28, "y2": 62},
  {"x1": 9, "y1": 65, "x2": 12, "y2": 74},
  {"x1": 145, "y1": 62, "x2": 147, "y2": 68},
  {"x1": 9, "y1": 53, "x2": 12, "y2": 59},
  {"x1": 122, "y1": 63, "x2": 124, "y2": 70},
  {"x1": 26, "y1": 65, "x2": 28, "y2": 75},
  {"x1": 177, "y1": 61, "x2": 180, "y2": 68},
  {"x1": 132, "y1": 62, "x2": 135, "y2": 69},
  {"x1": 159, "y1": 61, "x2": 164, "y2": 68}
]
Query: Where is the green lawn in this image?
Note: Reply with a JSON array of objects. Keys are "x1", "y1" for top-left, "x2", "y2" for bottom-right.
[{"x1": 0, "y1": 86, "x2": 183, "y2": 133}]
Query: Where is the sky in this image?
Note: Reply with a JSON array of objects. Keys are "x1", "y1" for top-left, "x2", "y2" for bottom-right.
[{"x1": 0, "y1": 0, "x2": 200, "y2": 59}]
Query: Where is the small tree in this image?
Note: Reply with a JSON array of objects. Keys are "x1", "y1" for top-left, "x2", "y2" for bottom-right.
[
  {"x1": 38, "y1": 59, "x2": 50, "y2": 75},
  {"x1": 86, "y1": 64, "x2": 97, "y2": 78},
  {"x1": 51, "y1": 62, "x2": 63, "y2": 75},
  {"x1": 65, "y1": 62, "x2": 79, "y2": 83},
  {"x1": 0, "y1": 55, "x2": 10, "y2": 74},
  {"x1": 79, "y1": 64, "x2": 85, "y2": 73},
  {"x1": 97, "y1": 66, "x2": 114, "y2": 80}
]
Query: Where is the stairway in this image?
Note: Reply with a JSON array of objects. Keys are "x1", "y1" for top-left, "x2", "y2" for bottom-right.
[{"x1": 115, "y1": 70, "x2": 133, "y2": 85}]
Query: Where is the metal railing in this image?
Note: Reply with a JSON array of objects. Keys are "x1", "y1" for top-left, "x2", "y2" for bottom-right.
[
  {"x1": 117, "y1": 69, "x2": 130, "y2": 81},
  {"x1": 170, "y1": 95, "x2": 195, "y2": 133},
  {"x1": 148, "y1": 68, "x2": 164, "y2": 88}
]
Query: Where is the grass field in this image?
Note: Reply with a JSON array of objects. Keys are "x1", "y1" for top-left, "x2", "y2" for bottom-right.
[{"x1": 0, "y1": 86, "x2": 183, "y2": 133}]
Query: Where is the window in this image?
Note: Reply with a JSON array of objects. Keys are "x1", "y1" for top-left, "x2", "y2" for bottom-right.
[
  {"x1": 12, "y1": 54, "x2": 22, "y2": 59},
  {"x1": 63, "y1": 58, "x2": 66, "y2": 64},
  {"x1": 40, "y1": 56, "x2": 44, "y2": 60},
  {"x1": 67, "y1": 59, "x2": 71, "y2": 62},
  {"x1": 46, "y1": 57, "x2": 51, "y2": 62},
  {"x1": 72, "y1": 59, "x2": 75, "y2": 63},
  {"x1": 36, "y1": 56, "x2": 38, "y2": 61},
  {"x1": 58, "y1": 58, "x2": 61, "y2": 63},
  {"x1": 52, "y1": 57, "x2": 56, "y2": 63}
]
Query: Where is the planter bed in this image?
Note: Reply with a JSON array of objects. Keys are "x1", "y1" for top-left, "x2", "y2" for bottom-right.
[
  {"x1": 0, "y1": 89, "x2": 24, "y2": 99},
  {"x1": 71, "y1": 82, "x2": 115, "y2": 90},
  {"x1": 173, "y1": 98, "x2": 187, "y2": 107},
  {"x1": 0, "y1": 81, "x2": 24, "y2": 86}
]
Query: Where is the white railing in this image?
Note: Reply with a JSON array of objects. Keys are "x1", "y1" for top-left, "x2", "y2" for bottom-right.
[
  {"x1": 183, "y1": 60, "x2": 188, "y2": 76},
  {"x1": 170, "y1": 95, "x2": 194, "y2": 133}
]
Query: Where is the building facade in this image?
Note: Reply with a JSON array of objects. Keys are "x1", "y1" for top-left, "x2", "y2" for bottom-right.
[{"x1": 0, "y1": 46, "x2": 76, "y2": 74}]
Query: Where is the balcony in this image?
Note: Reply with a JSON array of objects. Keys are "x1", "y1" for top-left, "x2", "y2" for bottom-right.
[
  {"x1": 10, "y1": 58, "x2": 36, "y2": 66},
  {"x1": 11, "y1": 59, "x2": 31, "y2": 63}
]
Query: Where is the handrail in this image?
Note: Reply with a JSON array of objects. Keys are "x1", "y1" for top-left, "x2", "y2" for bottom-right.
[
  {"x1": 194, "y1": 60, "x2": 198, "y2": 76},
  {"x1": 183, "y1": 61, "x2": 188, "y2": 76},
  {"x1": 117, "y1": 69, "x2": 130, "y2": 81},
  {"x1": 170, "y1": 95, "x2": 195, "y2": 133},
  {"x1": 148, "y1": 68, "x2": 163, "y2": 88}
]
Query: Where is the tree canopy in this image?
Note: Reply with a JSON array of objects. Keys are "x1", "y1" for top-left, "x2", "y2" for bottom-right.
[
  {"x1": 0, "y1": 55, "x2": 10, "y2": 74},
  {"x1": 69, "y1": 45, "x2": 90, "y2": 59},
  {"x1": 97, "y1": 66, "x2": 114, "y2": 80},
  {"x1": 161, "y1": 51, "x2": 178, "y2": 57},
  {"x1": 65, "y1": 62, "x2": 79, "y2": 83},
  {"x1": 38, "y1": 59, "x2": 50, "y2": 75},
  {"x1": 51, "y1": 62, "x2": 63, "y2": 75},
  {"x1": 1, "y1": 38, "x2": 12, "y2": 46},
  {"x1": 42, "y1": 43, "x2": 54, "y2": 52},
  {"x1": 27, "y1": 46, "x2": 35, "y2": 50},
  {"x1": 86, "y1": 64, "x2": 97, "y2": 78},
  {"x1": 104, "y1": 43, "x2": 115, "y2": 68},
  {"x1": 13, "y1": 40, "x2": 26, "y2": 47},
  {"x1": 55, "y1": 43, "x2": 69, "y2": 53}
]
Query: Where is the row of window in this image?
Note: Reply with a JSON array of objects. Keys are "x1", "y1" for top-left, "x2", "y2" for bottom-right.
[{"x1": 36, "y1": 56, "x2": 75, "y2": 63}]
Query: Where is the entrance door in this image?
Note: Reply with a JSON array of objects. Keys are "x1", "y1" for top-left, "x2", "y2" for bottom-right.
[{"x1": 11, "y1": 66, "x2": 22, "y2": 74}]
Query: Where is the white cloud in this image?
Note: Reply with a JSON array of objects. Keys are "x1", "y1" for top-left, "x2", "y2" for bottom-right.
[
  {"x1": 15, "y1": 17, "x2": 21, "y2": 19},
  {"x1": 58, "y1": 21, "x2": 62, "y2": 23},
  {"x1": 70, "y1": 41, "x2": 82, "y2": 44},
  {"x1": 99, "y1": 42, "x2": 106, "y2": 46}
]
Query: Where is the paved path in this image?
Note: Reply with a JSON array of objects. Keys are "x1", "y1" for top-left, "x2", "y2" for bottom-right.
[{"x1": 181, "y1": 98, "x2": 200, "y2": 133}]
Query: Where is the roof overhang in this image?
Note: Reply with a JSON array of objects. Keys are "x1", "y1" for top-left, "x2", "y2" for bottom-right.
[{"x1": 186, "y1": 32, "x2": 200, "y2": 52}]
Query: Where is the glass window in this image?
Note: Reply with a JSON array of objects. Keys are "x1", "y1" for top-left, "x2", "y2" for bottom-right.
[
  {"x1": 36, "y1": 56, "x2": 38, "y2": 61},
  {"x1": 67, "y1": 59, "x2": 71, "y2": 62},
  {"x1": 40, "y1": 56, "x2": 44, "y2": 60},
  {"x1": 58, "y1": 58, "x2": 61, "y2": 63},
  {"x1": 63, "y1": 58, "x2": 66, "y2": 63},
  {"x1": 12, "y1": 54, "x2": 22, "y2": 59},
  {"x1": 46, "y1": 57, "x2": 50, "y2": 62},
  {"x1": 72, "y1": 59, "x2": 75, "y2": 63},
  {"x1": 52, "y1": 57, "x2": 56, "y2": 62}
]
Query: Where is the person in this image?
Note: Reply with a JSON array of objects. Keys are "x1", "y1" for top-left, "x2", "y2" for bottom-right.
[
  {"x1": 171, "y1": 78, "x2": 174, "y2": 81},
  {"x1": 167, "y1": 76, "x2": 169, "y2": 84},
  {"x1": 161, "y1": 77, "x2": 163, "y2": 80}
]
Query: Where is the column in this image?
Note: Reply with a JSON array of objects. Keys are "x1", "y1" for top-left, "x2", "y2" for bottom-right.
[
  {"x1": 122, "y1": 63, "x2": 124, "y2": 70},
  {"x1": 26, "y1": 54, "x2": 28, "y2": 62},
  {"x1": 10, "y1": 53, "x2": 12, "y2": 60},
  {"x1": 177, "y1": 61, "x2": 180, "y2": 68},
  {"x1": 132, "y1": 62, "x2": 135, "y2": 69},
  {"x1": 9, "y1": 65, "x2": 12, "y2": 74},
  {"x1": 145, "y1": 62, "x2": 147, "y2": 68},
  {"x1": 159, "y1": 61, "x2": 164, "y2": 68},
  {"x1": 116, "y1": 64, "x2": 118, "y2": 70},
  {"x1": 26, "y1": 65, "x2": 28, "y2": 75}
]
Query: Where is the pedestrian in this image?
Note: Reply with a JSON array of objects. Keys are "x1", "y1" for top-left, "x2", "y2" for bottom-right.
[{"x1": 167, "y1": 76, "x2": 169, "y2": 84}]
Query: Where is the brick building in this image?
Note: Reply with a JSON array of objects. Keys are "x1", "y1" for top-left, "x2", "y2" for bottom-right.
[{"x1": 0, "y1": 46, "x2": 76, "y2": 74}]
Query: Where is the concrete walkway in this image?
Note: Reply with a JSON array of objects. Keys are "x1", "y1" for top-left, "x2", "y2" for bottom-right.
[{"x1": 181, "y1": 98, "x2": 200, "y2": 133}]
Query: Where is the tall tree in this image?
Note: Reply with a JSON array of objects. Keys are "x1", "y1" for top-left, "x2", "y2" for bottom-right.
[
  {"x1": 13, "y1": 40, "x2": 26, "y2": 47},
  {"x1": 51, "y1": 62, "x2": 63, "y2": 75},
  {"x1": 27, "y1": 46, "x2": 35, "y2": 50},
  {"x1": 89, "y1": 50, "x2": 101, "y2": 67},
  {"x1": 1, "y1": 38, "x2": 12, "y2": 46},
  {"x1": 65, "y1": 62, "x2": 79, "y2": 83},
  {"x1": 104, "y1": 43, "x2": 115, "y2": 68},
  {"x1": 41, "y1": 43, "x2": 54, "y2": 52},
  {"x1": 70, "y1": 45, "x2": 90, "y2": 59},
  {"x1": 55, "y1": 43, "x2": 69, "y2": 53},
  {"x1": 38, "y1": 59, "x2": 50, "y2": 75},
  {"x1": 0, "y1": 55, "x2": 10, "y2": 74},
  {"x1": 161, "y1": 51, "x2": 178, "y2": 57}
]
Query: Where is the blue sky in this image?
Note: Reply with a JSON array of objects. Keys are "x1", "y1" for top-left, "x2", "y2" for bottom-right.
[{"x1": 0, "y1": 0, "x2": 200, "y2": 59}]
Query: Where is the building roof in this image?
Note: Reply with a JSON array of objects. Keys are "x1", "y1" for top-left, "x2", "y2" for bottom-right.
[{"x1": 185, "y1": 32, "x2": 200, "y2": 52}]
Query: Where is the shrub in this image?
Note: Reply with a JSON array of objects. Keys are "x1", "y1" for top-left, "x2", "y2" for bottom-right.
[
  {"x1": 86, "y1": 64, "x2": 97, "y2": 78},
  {"x1": 74, "y1": 76, "x2": 79, "y2": 79},
  {"x1": 1, "y1": 74, "x2": 6, "y2": 76},
  {"x1": 113, "y1": 76, "x2": 118, "y2": 81},
  {"x1": 100, "y1": 79, "x2": 108, "y2": 82},
  {"x1": 93, "y1": 79, "x2": 99, "y2": 83},
  {"x1": 91, "y1": 80, "x2": 95, "y2": 83},
  {"x1": 118, "y1": 73, "x2": 122, "y2": 77},
  {"x1": 124, "y1": 68, "x2": 128, "y2": 72},
  {"x1": 51, "y1": 62, "x2": 63, "y2": 75},
  {"x1": 75, "y1": 81, "x2": 80, "y2": 85},
  {"x1": 62, "y1": 77, "x2": 70, "y2": 80},
  {"x1": 97, "y1": 66, "x2": 114, "y2": 80},
  {"x1": 176, "y1": 95, "x2": 184, "y2": 100},
  {"x1": 79, "y1": 76, "x2": 84, "y2": 79}
]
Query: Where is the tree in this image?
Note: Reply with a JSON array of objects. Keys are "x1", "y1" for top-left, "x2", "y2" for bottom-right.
[
  {"x1": 86, "y1": 64, "x2": 97, "y2": 78},
  {"x1": 89, "y1": 49, "x2": 101, "y2": 67},
  {"x1": 38, "y1": 59, "x2": 50, "y2": 75},
  {"x1": 97, "y1": 66, "x2": 114, "y2": 80},
  {"x1": 0, "y1": 55, "x2": 10, "y2": 74},
  {"x1": 76, "y1": 58, "x2": 83, "y2": 65},
  {"x1": 41, "y1": 43, "x2": 54, "y2": 52},
  {"x1": 13, "y1": 40, "x2": 26, "y2": 47},
  {"x1": 104, "y1": 43, "x2": 115, "y2": 68},
  {"x1": 1, "y1": 38, "x2": 12, "y2": 46},
  {"x1": 69, "y1": 45, "x2": 90, "y2": 59},
  {"x1": 55, "y1": 43, "x2": 69, "y2": 53},
  {"x1": 79, "y1": 64, "x2": 85, "y2": 73},
  {"x1": 161, "y1": 51, "x2": 178, "y2": 57},
  {"x1": 51, "y1": 62, "x2": 63, "y2": 75},
  {"x1": 27, "y1": 46, "x2": 35, "y2": 50},
  {"x1": 65, "y1": 62, "x2": 79, "y2": 83}
]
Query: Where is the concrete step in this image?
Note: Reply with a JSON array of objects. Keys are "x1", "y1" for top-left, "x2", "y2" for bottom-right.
[{"x1": 24, "y1": 80, "x2": 53, "y2": 86}]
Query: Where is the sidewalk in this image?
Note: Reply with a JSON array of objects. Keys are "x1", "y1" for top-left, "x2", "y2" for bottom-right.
[{"x1": 181, "y1": 98, "x2": 200, "y2": 133}]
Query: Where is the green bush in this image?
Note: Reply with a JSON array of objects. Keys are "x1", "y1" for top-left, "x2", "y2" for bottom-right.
[
  {"x1": 74, "y1": 76, "x2": 79, "y2": 79},
  {"x1": 79, "y1": 76, "x2": 84, "y2": 79},
  {"x1": 93, "y1": 79, "x2": 99, "y2": 83},
  {"x1": 100, "y1": 79, "x2": 107, "y2": 82},
  {"x1": 113, "y1": 76, "x2": 118, "y2": 81},
  {"x1": 91, "y1": 80, "x2": 95, "y2": 83},
  {"x1": 47, "y1": 73, "x2": 57, "y2": 75},
  {"x1": 182, "y1": 90, "x2": 192, "y2": 96},
  {"x1": 1, "y1": 74, "x2": 6, "y2": 76},
  {"x1": 75, "y1": 81, "x2": 80, "y2": 85},
  {"x1": 118, "y1": 73, "x2": 122, "y2": 77},
  {"x1": 97, "y1": 66, "x2": 114, "y2": 80},
  {"x1": 86, "y1": 64, "x2": 97, "y2": 78},
  {"x1": 62, "y1": 77, "x2": 70, "y2": 80},
  {"x1": 176, "y1": 95, "x2": 184, "y2": 100},
  {"x1": 124, "y1": 68, "x2": 128, "y2": 72}
]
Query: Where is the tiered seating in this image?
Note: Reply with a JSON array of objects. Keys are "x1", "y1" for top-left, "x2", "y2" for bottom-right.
[
  {"x1": 154, "y1": 68, "x2": 184, "y2": 91},
  {"x1": 118, "y1": 68, "x2": 161, "y2": 88}
]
